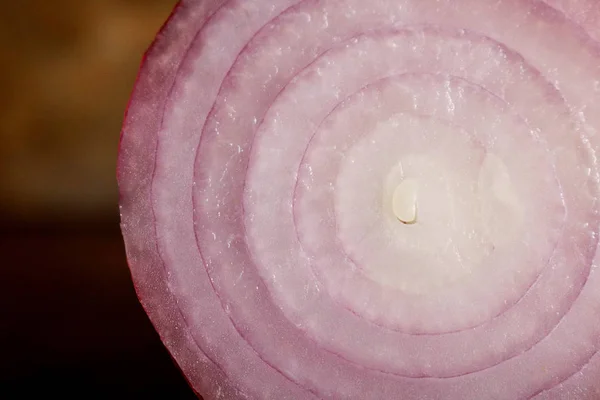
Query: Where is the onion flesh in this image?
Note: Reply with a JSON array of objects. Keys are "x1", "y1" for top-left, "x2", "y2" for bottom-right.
[{"x1": 118, "y1": 0, "x2": 600, "y2": 398}]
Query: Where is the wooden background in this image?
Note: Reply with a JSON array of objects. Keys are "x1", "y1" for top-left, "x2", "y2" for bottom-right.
[{"x1": 1, "y1": 1, "x2": 198, "y2": 397}]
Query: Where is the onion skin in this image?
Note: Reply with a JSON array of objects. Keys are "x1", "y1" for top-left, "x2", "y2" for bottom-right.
[{"x1": 118, "y1": 1, "x2": 600, "y2": 399}]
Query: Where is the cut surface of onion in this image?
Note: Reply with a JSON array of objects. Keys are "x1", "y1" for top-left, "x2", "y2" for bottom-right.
[{"x1": 118, "y1": 0, "x2": 600, "y2": 398}]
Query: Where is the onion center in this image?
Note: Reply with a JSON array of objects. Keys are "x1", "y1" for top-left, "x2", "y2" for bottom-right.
[{"x1": 392, "y1": 178, "x2": 418, "y2": 224}]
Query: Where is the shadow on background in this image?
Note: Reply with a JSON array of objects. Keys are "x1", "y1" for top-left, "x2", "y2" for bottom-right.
[{"x1": 1, "y1": 1, "x2": 197, "y2": 398}]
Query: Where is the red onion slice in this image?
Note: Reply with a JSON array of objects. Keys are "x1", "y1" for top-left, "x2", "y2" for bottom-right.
[{"x1": 118, "y1": 0, "x2": 600, "y2": 398}]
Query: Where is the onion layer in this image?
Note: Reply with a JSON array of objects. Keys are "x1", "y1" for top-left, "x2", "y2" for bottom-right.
[{"x1": 118, "y1": 0, "x2": 600, "y2": 398}]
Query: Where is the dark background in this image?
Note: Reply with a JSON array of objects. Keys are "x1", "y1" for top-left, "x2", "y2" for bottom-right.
[{"x1": 1, "y1": 1, "x2": 197, "y2": 398}]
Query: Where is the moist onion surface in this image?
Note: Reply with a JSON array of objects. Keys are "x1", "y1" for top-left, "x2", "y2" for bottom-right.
[{"x1": 118, "y1": 0, "x2": 600, "y2": 398}]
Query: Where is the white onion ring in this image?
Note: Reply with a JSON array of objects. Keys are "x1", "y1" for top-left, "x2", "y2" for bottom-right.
[{"x1": 118, "y1": 0, "x2": 600, "y2": 398}]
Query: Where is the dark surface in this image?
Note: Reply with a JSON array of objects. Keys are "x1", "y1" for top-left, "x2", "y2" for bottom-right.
[
  {"x1": 1, "y1": 216, "x2": 198, "y2": 399},
  {"x1": 1, "y1": 0, "x2": 200, "y2": 398}
]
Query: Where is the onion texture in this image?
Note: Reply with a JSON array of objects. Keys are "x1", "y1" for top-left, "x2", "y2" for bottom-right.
[{"x1": 118, "y1": 1, "x2": 600, "y2": 398}]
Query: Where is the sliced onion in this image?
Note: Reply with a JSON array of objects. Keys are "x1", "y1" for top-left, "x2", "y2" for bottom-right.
[{"x1": 118, "y1": 0, "x2": 600, "y2": 398}]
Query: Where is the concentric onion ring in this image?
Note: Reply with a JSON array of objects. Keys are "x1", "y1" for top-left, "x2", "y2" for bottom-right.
[{"x1": 118, "y1": 0, "x2": 600, "y2": 398}]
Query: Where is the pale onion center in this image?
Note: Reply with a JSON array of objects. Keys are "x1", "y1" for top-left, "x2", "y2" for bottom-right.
[{"x1": 392, "y1": 179, "x2": 418, "y2": 224}]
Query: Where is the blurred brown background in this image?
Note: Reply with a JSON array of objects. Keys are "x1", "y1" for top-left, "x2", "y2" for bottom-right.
[{"x1": 1, "y1": 0, "x2": 197, "y2": 398}]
